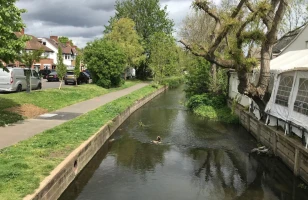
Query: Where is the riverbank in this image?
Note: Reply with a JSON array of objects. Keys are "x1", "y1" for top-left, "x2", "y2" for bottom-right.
[
  {"x1": 230, "y1": 100, "x2": 308, "y2": 185},
  {"x1": 0, "y1": 85, "x2": 166, "y2": 200},
  {"x1": 0, "y1": 81, "x2": 139, "y2": 126}
]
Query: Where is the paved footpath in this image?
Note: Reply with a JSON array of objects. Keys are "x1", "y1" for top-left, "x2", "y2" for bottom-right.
[{"x1": 0, "y1": 83, "x2": 148, "y2": 149}]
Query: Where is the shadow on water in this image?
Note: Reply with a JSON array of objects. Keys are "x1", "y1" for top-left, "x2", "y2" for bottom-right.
[{"x1": 60, "y1": 86, "x2": 308, "y2": 200}]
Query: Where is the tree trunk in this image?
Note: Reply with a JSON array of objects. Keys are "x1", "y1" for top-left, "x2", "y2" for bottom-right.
[
  {"x1": 59, "y1": 79, "x2": 63, "y2": 90},
  {"x1": 211, "y1": 64, "x2": 217, "y2": 93},
  {"x1": 26, "y1": 70, "x2": 31, "y2": 93}
]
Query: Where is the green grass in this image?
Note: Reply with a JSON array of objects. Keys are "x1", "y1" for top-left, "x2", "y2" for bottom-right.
[
  {"x1": 0, "y1": 84, "x2": 160, "y2": 200},
  {"x1": 193, "y1": 105, "x2": 239, "y2": 124},
  {"x1": 0, "y1": 81, "x2": 139, "y2": 126}
]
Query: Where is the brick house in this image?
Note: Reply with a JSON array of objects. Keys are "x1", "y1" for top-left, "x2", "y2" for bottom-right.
[{"x1": 7, "y1": 29, "x2": 55, "y2": 70}]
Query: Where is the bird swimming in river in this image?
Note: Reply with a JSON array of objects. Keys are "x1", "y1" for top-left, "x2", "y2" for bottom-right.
[{"x1": 152, "y1": 136, "x2": 161, "y2": 144}]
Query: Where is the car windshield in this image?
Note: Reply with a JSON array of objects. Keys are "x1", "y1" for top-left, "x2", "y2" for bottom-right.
[
  {"x1": 49, "y1": 72, "x2": 57, "y2": 75},
  {"x1": 66, "y1": 71, "x2": 74, "y2": 75}
]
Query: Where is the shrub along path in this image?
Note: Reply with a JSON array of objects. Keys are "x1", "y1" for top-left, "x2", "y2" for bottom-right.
[{"x1": 0, "y1": 83, "x2": 148, "y2": 150}]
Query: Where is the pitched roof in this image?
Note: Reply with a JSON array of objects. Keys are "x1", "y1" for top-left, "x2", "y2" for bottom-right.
[
  {"x1": 44, "y1": 38, "x2": 75, "y2": 54},
  {"x1": 273, "y1": 23, "x2": 307, "y2": 54},
  {"x1": 14, "y1": 32, "x2": 54, "y2": 52}
]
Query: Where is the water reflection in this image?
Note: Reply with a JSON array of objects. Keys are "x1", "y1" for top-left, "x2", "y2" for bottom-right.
[{"x1": 60, "y1": 86, "x2": 308, "y2": 200}]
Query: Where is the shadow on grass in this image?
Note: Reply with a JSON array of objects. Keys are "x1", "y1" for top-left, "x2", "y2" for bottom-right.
[{"x1": 0, "y1": 97, "x2": 23, "y2": 126}]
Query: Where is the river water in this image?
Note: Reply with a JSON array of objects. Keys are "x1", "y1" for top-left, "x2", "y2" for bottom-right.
[{"x1": 60, "y1": 86, "x2": 308, "y2": 200}]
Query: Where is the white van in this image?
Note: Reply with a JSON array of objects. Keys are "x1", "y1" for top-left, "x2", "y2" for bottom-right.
[{"x1": 0, "y1": 67, "x2": 42, "y2": 92}]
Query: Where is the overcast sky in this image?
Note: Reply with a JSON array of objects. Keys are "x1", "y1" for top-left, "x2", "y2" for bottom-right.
[{"x1": 16, "y1": 0, "x2": 197, "y2": 48}]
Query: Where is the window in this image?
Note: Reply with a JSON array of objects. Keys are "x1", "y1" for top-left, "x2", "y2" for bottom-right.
[
  {"x1": 275, "y1": 75, "x2": 294, "y2": 107},
  {"x1": 294, "y1": 78, "x2": 308, "y2": 116},
  {"x1": 32, "y1": 70, "x2": 39, "y2": 78}
]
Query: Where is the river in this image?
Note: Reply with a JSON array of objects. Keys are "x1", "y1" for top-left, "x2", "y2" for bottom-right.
[{"x1": 60, "y1": 86, "x2": 308, "y2": 200}]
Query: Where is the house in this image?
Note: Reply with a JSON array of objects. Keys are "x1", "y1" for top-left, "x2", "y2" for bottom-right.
[
  {"x1": 38, "y1": 36, "x2": 78, "y2": 68},
  {"x1": 7, "y1": 29, "x2": 55, "y2": 70},
  {"x1": 265, "y1": 50, "x2": 308, "y2": 147},
  {"x1": 272, "y1": 23, "x2": 308, "y2": 58}
]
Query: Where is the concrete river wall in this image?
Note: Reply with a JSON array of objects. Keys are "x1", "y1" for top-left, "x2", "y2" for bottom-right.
[
  {"x1": 24, "y1": 86, "x2": 167, "y2": 200},
  {"x1": 230, "y1": 100, "x2": 308, "y2": 184}
]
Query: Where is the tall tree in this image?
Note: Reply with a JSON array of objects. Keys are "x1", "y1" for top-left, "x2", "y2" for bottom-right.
[
  {"x1": 74, "y1": 53, "x2": 81, "y2": 86},
  {"x1": 148, "y1": 32, "x2": 179, "y2": 83},
  {"x1": 280, "y1": 0, "x2": 308, "y2": 35},
  {"x1": 0, "y1": 0, "x2": 28, "y2": 71},
  {"x1": 56, "y1": 47, "x2": 66, "y2": 89},
  {"x1": 105, "y1": 18, "x2": 145, "y2": 78},
  {"x1": 19, "y1": 48, "x2": 45, "y2": 93},
  {"x1": 105, "y1": 0, "x2": 174, "y2": 79},
  {"x1": 180, "y1": 0, "x2": 288, "y2": 111}
]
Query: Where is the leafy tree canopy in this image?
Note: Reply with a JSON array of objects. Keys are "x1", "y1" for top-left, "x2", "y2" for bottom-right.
[
  {"x1": 148, "y1": 32, "x2": 179, "y2": 83},
  {"x1": 0, "y1": 0, "x2": 28, "y2": 69},
  {"x1": 84, "y1": 39, "x2": 126, "y2": 88},
  {"x1": 105, "y1": 18, "x2": 145, "y2": 68},
  {"x1": 56, "y1": 46, "x2": 67, "y2": 89},
  {"x1": 58, "y1": 36, "x2": 73, "y2": 46},
  {"x1": 105, "y1": 0, "x2": 174, "y2": 47}
]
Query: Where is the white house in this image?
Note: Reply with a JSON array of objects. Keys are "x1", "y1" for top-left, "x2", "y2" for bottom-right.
[
  {"x1": 273, "y1": 23, "x2": 308, "y2": 58},
  {"x1": 38, "y1": 36, "x2": 78, "y2": 68}
]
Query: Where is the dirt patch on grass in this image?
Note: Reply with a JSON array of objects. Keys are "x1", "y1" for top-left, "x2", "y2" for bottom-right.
[{"x1": 5, "y1": 104, "x2": 48, "y2": 119}]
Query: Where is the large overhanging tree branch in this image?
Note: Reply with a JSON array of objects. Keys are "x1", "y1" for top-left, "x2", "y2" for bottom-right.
[{"x1": 180, "y1": 0, "x2": 288, "y2": 112}]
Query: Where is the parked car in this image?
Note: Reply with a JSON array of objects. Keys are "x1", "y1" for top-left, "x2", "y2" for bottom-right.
[
  {"x1": 39, "y1": 69, "x2": 52, "y2": 79},
  {"x1": 0, "y1": 67, "x2": 42, "y2": 92},
  {"x1": 83, "y1": 69, "x2": 92, "y2": 78},
  {"x1": 64, "y1": 71, "x2": 90, "y2": 85},
  {"x1": 47, "y1": 71, "x2": 59, "y2": 82}
]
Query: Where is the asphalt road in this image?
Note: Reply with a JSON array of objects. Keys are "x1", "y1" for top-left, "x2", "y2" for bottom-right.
[{"x1": 41, "y1": 79, "x2": 72, "y2": 89}]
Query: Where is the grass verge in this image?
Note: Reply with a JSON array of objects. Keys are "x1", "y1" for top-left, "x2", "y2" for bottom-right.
[
  {"x1": 0, "y1": 81, "x2": 139, "y2": 126},
  {"x1": 0, "y1": 84, "x2": 161, "y2": 200}
]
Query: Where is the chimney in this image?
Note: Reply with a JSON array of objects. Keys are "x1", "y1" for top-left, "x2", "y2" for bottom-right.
[
  {"x1": 66, "y1": 41, "x2": 71, "y2": 47},
  {"x1": 50, "y1": 36, "x2": 58, "y2": 42},
  {"x1": 21, "y1": 28, "x2": 25, "y2": 35}
]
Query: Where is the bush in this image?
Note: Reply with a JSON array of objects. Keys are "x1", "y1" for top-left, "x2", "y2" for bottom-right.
[
  {"x1": 186, "y1": 93, "x2": 238, "y2": 123},
  {"x1": 160, "y1": 76, "x2": 184, "y2": 88},
  {"x1": 84, "y1": 39, "x2": 126, "y2": 88},
  {"x1": 186, "y1": 94, "x2": 226, "y2": 110},
  {"x1": 193, "y1": 105, "x2": 238, "y2": 123}
]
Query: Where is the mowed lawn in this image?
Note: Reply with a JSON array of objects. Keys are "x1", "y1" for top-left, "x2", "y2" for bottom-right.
[{"x1": 0, "y1": 81, "x2": 139, "y2": 126}]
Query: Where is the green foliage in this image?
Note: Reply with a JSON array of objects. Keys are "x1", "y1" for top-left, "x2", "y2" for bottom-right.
[
  {"x1": 0, "y1": 85, "x2": 159, "y2": 199},
  {"x1": 0, "y1": 0, "x2": 28, "y2": 70},
  {"x1": 58, "y1": 36, "x2": 73, "y2": 46},
  {"x1": 160, "y1": 76, "x2": 185, "y2": 88},
  {"x1": 84, "y1": 39, "x2": 126, "y2": 88},
  {"x1": 105, "y1": 18, "x2": 145, "y2": 68},
  {"x1": 186, "y1": 94, "x2": 226, "y2": 110},
  {"x1": 148, "y1": 32, "x2": 179, "y2": 83},
  {"x1": 19, "y1": 48, "x2": 45, "y2": 92},
  {"x1": 104, "y1": 0, "x2": 175, "y2": 79},
  {"x1": 56, "y1": 47, "x2": 67, "y2": 89},
  {"x1": 184, "y1": 57, "x2": 211, "y2": 97},
  {"x1": 193, "y1": 105, "x2": 239, "y2": 123},
  {"x1": 105, "y1": 0, "x2": 174, "y2": 43}
]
